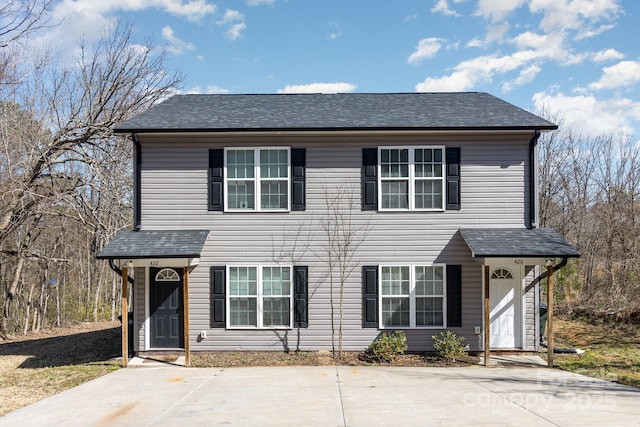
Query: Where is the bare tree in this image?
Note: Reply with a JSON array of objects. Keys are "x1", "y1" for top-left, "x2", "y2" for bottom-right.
[
  {"x1": 319, "y1": 184, "x2": 371, "y2": 357},
  {"x1": 0, "y1": 21, "x2": 181, "y2": 337},
  {"x1": 0, "y1": 0, "x2": 52, "y2": 48},
  {"x1": 538, "y1": 110, "x2": 640, "y2": 318}
]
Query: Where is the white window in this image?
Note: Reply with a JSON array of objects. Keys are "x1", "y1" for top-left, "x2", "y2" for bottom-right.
[
  {"x1": 225, "y1": 148, "x2": 290, "y2": 211},
  {"x1": 378, "y1": 146, "x2": 445, "y2": 211},
  {"x1": 380, "y1": 265, "x2": 446, "y2": 328},
  {"x1": 227, "y1": 265, "x2": 292, "y2": 328}
]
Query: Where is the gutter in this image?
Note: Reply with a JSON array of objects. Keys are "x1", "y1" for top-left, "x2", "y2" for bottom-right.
[
  {"x1": 108, "y1": 259, "x2": 134, "y2": 285},
  {"x1": 132, "y1": 133, "x2": 141, "y2": 231},
  {"x1": 529, "y1": 130, "x2": 540, "y2": 229}
]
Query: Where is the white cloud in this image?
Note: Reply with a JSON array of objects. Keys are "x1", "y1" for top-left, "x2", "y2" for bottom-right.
[
  {"x1": 589, "y1": 61, "x2": 640, "y2": 91},
  {"x1": 161, "y1": 26, "x2": 195, "y2": 55},
  {"x1": 219, "y1": 9, "x2": 245, "y2": 25},
  {"x1": 247, "y1": 0, "x2": 274, "y2": 5},
  {"x1": 277, "y1": 83, "x2": 357, "y2": 94},
  {"x1": 327, "y1": 32, "x2": 342, "y2": 40},
  {"x1": 415, "y1": 46, "x2": 550, "y2": 92},
  {"x1": 502, "y1": 65, "x2": 541, "y2": 92},
  {"x1": 532, "y1": 90, "x2": 640, "y2": 136},
  {"x1": 404, "y1": 13, "x2": 418, "y2": 22},
  {"x1": 529, "y1": 0, "x2": 620, "y2": 39},
  {"x1": 226, "y1": 23, "x2": 246, "y2": 40},
  {"x1": 475, "y1": 0, "x2": 526, "y2": 22},
  {"x1": 205, "y1": 85, "x2": 230, "y2": 94},
  {"x1": 183, "y1": 85, "x2": 230, "y2": 94},
  {"x1": 218, "y1": 9, "x2": 246, "y2": 40},
  {"x1": 431, "y1": 0, "x2": 461, "y2": 17},
  {"x1": 592, "y1": 48, "x2": 624, "y2": 62},
  {"x1": 36, "y1": 0, "x2": 216, "y2": 52},
  {"x1": 466, "y1": 37, "x2": 483, "y2": 48},
  {"x1": 408, "y1": 38, "x2": 444, "y2": 64}
]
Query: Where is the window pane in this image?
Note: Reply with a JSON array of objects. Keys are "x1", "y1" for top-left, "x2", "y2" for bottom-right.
[
  {"x1": 229, "y1": 297, "x2": 257, "y2": 326},
  {"x1": 260, "y1": 149, "x2": 288, "y2": 178},
  {"x1": 381, "y1": 180, "x2": 409, "y2": 209},
  {"x1": 227, "y1": 150, "x2": 254, "y2": 179},
  {"x1": 415, "y1": 179, "x2": 443, "y2": 209},
  {"x1": 228, "y1": 181, "x2": 255, "y2": 209},
  {"x1": 380, "y1": 149, "x2": 409, "y2": 178},
  {"x1": 229, "y1": 267, "x2": 257, "y2": 295},
  {"x1": 261, "y1": 181, "x2": 288, "y2": 209},
  {"x1": 382, "y1": 266, "x2": 410, "y2": 295},
  {"x1": 415, "y1": 266, "x2": 444, "y2": 295},
  {"x1": 415, "y1": 148, "x2": 443, "y2": 178},
  {"x1": 382, "y1": 297, "x2": 410, "y2": 327},
  {"x1": 416, "y1": 297, "x2": 444, "y2": 326},
  {"x1": 262, "y1": 267, "x2": 291, "y2": 296},
  {"x1": 263, "y1": 297, "x2": 290, "y2": 327}
]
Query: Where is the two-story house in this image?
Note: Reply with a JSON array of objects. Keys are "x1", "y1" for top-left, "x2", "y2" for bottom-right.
[{"x1": 97, "y1": 92, "x2": 579, "y2": 366}]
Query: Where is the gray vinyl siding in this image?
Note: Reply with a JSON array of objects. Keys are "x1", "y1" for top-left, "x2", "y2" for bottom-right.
[
  {"x1": 133, "y1": 267, "x2": 146, "y2": 352},
  {"x1": 523, "y1": 266, "x2": 537, "y2": 351},
  {"x1": 136, "y1": 132, "x2": 534, "y2": 352}
]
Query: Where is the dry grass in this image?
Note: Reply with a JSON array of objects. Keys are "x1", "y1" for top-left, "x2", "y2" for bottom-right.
[
  {"x1": 554, "y1": 317, "x2": 640, "y2": 388},
  {"x1": 0, "y1": 322, "x2": 121, "y2": 416}
]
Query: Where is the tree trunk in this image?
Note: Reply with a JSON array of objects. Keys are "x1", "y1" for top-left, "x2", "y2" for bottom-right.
[
  {"x1": 1, "y1": 257, "x2": 25, "y2": 338},
  {"x1": 23, "y1": 282, "x2": 35, "y2": 335}
]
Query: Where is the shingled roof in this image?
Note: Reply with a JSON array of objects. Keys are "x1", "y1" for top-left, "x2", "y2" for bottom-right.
[
  {"x1": 459, "y1": 228, "x2": 579, "y2": 258},
  {"x1": 96, "y1": 230, "x2": 210, "y2": 259},
  {"x1": 115, "y1": 92, "x2": 556, "y2": 133}
]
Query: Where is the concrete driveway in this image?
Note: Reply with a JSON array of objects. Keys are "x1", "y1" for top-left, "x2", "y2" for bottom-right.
[{"x1": 1, "y1": 364, "x2": 638, "y2": 426}]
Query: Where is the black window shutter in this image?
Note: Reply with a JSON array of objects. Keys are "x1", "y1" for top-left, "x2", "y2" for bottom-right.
[
  {"x1": 210, "y1": 266, "x2": 226, "y2": 328},
  {"x1": 208, "y1": 149, "x2": 224, "y2": 211},
  {"x1": 446, "y1": 264, "x2": 462, "y2": 327},
  {"x1": 293, "y1": 266, "x2": 308, "y2": 328},
  {"x1": 362, "y1": 149, "x2": 378, "y2": 211},
  {"x1": 291, "y1": 149, "x2": 306, "y2": 211},
  {"x1": 362, "y1": 265, "x2": 378, "y2": 328},
  {"x1": 446, "y1": 147, "x2": 461, "y2": 210}
]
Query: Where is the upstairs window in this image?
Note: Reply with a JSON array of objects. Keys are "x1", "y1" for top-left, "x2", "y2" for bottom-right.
[
  {"x1": 225, "y1": 148, "x2": 290, "y2": 211},
  {"x1": 379, "y1": 147, "x2": 445, "y2": 211}
]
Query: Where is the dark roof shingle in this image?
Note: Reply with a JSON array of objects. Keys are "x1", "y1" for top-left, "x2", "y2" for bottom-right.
[
  {"x1": 115, "y1": 92, "x2": 556, "y2": 133},
  {"x1": 96, "y1": 230, "x2": 209, "y2": 259},
  {"x1": 460, "y1": 228, "x2": 579, "y2": 258}
]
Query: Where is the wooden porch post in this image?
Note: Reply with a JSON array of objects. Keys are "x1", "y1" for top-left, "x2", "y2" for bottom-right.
[
  {"x1": 183, "y1": 267, "x2": 190, "y2": 367},
  {"x1": 547, "y1": 264, "x2": 554, "y2": 367},
  {"x1": 483, "y1": 265, "x2": 490, "y2": 366},
  {"x1": 121, "y1": 266, "x2": 128, "y2": 368}
]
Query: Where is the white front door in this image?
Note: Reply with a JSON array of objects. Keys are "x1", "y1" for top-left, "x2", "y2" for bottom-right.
[{"x1": 489, "y1": 268, "x2": 520, "y2": 349}]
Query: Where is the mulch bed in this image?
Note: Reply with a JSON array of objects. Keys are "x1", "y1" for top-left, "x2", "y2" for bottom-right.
[{"x1": 191, "y1": 351, "x2": 477, "y2": 368}]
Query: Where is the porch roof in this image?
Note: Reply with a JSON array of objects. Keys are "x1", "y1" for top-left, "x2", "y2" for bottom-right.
[
  {"x1": 459, "y1": 228, "x2": 579, "y2": 258},
  {"x1": 96, "y1": 230, "x2": 209, "y2": 259}
]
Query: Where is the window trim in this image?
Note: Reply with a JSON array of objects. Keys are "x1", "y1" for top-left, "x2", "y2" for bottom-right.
[
  {"x1": 377, "y1": 145, "x2": 446, "y2": 212},
  {"x1": 378, "y1": 263, "x2": 447, "y2": 329},
  {"x1": 224, "y1": 147, "x2": 291, "y2": 212},
  {"x1": 226, "y1": 264, "x2": 294, "y2": 329}
]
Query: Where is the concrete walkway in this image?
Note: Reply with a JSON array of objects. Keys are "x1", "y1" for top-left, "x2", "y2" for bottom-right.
[{"x1": 1, "y1": 364, "x2": 638, "y2": 426}]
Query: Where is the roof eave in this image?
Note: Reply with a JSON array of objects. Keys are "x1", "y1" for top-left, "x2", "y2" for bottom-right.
[
  {"x1": 96, "y1": 253, "x2": 202, "y2": 260},
  {"x1": 472, "y1": 253, "x2": 580, "y2": 258},
  {"x1": 114, "y1": 125, "x2": 558, "y2": 134}
]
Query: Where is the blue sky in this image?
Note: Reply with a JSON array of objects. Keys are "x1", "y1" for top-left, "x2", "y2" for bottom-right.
[{"x1": 41, "y1": 0, "x2": 640, "y2": 139}]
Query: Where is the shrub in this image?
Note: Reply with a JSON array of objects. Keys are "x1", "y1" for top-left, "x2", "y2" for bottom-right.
[
  {"x1": 365, "y1": 330, "x2": 408, "y2": 363},
  {"x1": 432, "y1": 331, "x2": 466, "y2": 362}
]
